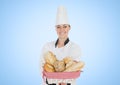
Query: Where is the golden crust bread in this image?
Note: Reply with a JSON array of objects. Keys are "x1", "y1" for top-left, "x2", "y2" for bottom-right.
[
  {"x1": 44, "y1": 51, "x2": 57, "y2": 65},
  {"x1": 53, "y1": 60, "x2": 65, "y2": 72},
  {"x1": 63, "y1": 57, "x2": 73, "y2": 64},
  {"x1": 43, "y1": 51, "x2": 85, "y2": 72},
  {"x1": 65, "y1": 61, "x2": 77, "y2": 69},
  {"x1": 64, "y1": 61, "x2": 85, "y2": 72},
  {"x1": 44, "y1": 63, "x2": 55, "y2": 72}
]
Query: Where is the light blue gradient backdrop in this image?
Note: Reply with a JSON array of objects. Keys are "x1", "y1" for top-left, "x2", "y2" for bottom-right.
[{"x1": 0, "y1": 0, "x2": 120, "y2": 85}]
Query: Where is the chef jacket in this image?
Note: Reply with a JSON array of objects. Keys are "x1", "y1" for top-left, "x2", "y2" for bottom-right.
[{"x1": 40, "y1": 38, "x2": 81, "y2": 84}]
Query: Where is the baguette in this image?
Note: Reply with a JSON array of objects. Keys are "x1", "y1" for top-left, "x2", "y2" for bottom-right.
[
  {"x1": 64, "y1": 61, "x2": 85, "y2": 72},
  {"x1": 44, "y1": 51, "x2": 57, "y2": 65}
]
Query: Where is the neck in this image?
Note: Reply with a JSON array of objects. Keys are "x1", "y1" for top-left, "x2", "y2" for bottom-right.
[
  {"x1": 59, "y1": 37, "x2": 67, "y2": 43},
  {"x1": 57, "y1": 37, "x2": 68, "y2": 48},
  {"x1": 55, "y1": 37, "x2": 69, "y2": 48}
]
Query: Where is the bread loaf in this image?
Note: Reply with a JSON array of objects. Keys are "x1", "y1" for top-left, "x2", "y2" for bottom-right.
[
  {"x1": 66, "y1": 61, "x2": 77, "y2": 69},
  {"x1": 44, "y1": 63, "x2": 55, "y2": 72},
  {"x1": 44, "y1": 51, "x2": 57, "y2": 65},
  {"x1": 53, "y1": 60, "x2": 66, "y2": 72},
  {"x1": 43, "y1": 51, "x2": 85, "y2": 72},
  {"x1": 64, "y1": 61, "x2": 85, "y2": 72},
  {"x1": 63, "y1": 57, "x2": 73, "y2": 64}
]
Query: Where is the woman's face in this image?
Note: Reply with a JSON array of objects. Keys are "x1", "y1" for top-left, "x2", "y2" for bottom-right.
[{"x1": 56, "y1": 24, "x2": 70, "y2": 39}]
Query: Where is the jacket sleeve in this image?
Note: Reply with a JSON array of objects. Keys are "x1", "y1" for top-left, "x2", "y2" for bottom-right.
[{"x1": 40, "y1": 43, "x2": 49, "y2": 74}]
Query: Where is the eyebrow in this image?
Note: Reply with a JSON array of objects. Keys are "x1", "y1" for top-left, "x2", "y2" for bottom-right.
[
  {"x1": 56, "y1": 24, "x2": 69, "y2": 28},
  {"x1": 56, "y1": 25, "x2": 60, "y2": 27},
  {"x1": 63, "y1": 24, "x2": 67, "y2": 26},
  {"x1": 57, "y1": 24, "x2": 67, "y2": 26}
]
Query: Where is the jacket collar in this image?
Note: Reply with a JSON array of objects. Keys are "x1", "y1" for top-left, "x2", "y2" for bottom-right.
[{"x1": 55, "y1": 38, "x2": 69, "y2": 48}]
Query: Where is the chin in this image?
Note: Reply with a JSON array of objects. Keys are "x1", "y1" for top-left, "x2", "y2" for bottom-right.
[{"x1": 59, "y1": 36, "x2": 67, "y2": 39}]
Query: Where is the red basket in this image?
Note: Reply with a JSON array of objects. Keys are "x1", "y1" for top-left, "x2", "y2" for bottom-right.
[{"x1": 43, "y1": 71, "x2": 80, "y2": 79}]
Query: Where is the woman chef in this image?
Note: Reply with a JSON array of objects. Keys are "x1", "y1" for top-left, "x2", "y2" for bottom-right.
[{"x1": 41, "y1": 6, "x2": 81, "y2": 85}]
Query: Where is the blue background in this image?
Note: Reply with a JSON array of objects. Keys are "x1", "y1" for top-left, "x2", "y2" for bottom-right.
[{"x1": 0, "y1": 0, "x2": 120, "y2": 85}]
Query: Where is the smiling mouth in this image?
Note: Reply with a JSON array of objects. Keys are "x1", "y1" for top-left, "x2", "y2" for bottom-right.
[{"x1": 59, "y1": 32, "x2": 66, "y2": 35}]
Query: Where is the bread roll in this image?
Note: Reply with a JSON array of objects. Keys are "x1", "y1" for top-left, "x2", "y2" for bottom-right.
[
  {"x1": 44, "y1": 51, "x2": 57, "y2": 65},
  {"x1": 66, "y1": 61, "x2": 77, "y2": 69},
  {"x1": 64, "y1": 61, "x2": 85, "y2": 72},
  {"x1": 63, "y1": 57, "x2": 73, "y2": 64},
  {"x1": 44, "y1": 63, "x2": 55, "y2": 72},
  {"x1": 53, "y1": 60, "x2": 66, "y2": 72}
]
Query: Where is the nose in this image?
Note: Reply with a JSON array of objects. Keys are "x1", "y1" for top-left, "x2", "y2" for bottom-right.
[{"x1": 59, "y1": 27, "x2": 65, "y2": 31}]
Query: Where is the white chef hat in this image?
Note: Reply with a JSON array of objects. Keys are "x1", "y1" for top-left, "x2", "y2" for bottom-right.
[{"x1": 56, "y1": 6, "x2": 69, "y2": 25}]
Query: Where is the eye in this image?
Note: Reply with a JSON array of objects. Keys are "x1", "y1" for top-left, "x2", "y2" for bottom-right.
[
  {"x1": 57, "y1": 27, "x2": 60, "y2": 29},
  {"x1": 56, "y1": 26, "x2": 60, "y2": 29}
]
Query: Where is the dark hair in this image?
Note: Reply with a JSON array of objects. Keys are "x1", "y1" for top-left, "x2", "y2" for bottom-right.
[
  {"x1": 68, "y1": 25, "x2": 71, "y2": 27},
  {"x1": 55, "y1": 24, "x2": 71, "y2": 28}
]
